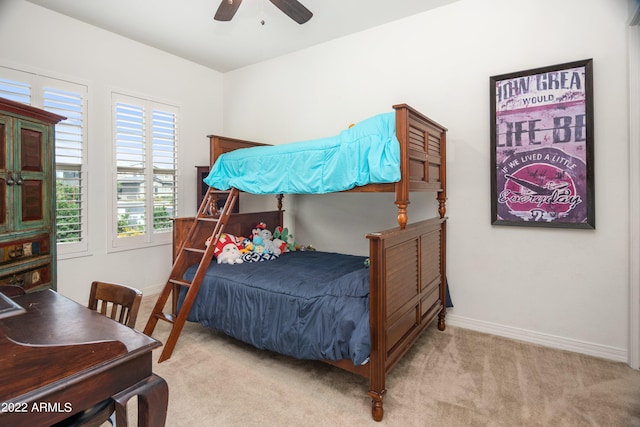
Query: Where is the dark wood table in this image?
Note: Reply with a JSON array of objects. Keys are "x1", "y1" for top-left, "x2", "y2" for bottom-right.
[{"x1": 0, "y1": 290, "x2": 168, "y2": 426}]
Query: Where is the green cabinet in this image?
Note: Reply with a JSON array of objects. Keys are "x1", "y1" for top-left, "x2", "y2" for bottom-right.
[{"x1": 0, "y1": 98, "x2": 64, "y2": 292}]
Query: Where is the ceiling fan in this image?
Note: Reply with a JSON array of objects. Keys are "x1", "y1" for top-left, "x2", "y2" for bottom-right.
[{"x1": 214, "y1": 0, "x2": 313, "y2": 24}]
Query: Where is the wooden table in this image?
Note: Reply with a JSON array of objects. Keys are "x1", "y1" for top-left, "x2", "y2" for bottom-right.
[{"x1": 0, "y1": 290, "x2": 167, "y2": 426}]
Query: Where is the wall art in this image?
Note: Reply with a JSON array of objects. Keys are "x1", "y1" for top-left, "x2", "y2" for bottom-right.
[{"x1": 490, "y1": 59, "x2": 595, "y2": 228}]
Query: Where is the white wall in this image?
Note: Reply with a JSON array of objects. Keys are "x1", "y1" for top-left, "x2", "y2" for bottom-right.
[
  {"x1": 223, "y1": 0, "x2": 632, "y2": 361},
  {"x1": 0, "y1": 0, "x2": 224, "y2": 303},
  {"x1": 0, "y1": 0, "x2": 633, "y2": 363}
]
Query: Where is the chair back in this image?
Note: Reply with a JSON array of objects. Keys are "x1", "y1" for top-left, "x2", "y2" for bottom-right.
[{"x1": 88, "y1": 281, "x2": 142, "y2": 329}]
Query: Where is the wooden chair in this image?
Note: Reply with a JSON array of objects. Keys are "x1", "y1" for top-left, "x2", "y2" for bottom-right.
[
  {"x1": 53, "y1": 281, "x2": 143, "y2": 427},
  {"x1": 88, "y1": 281, "x2": 143, "y2": 329}
]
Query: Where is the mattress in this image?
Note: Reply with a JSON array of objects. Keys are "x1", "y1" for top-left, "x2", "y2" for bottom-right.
[
  {"x1": 178, "y1": 251, "x2": 371, "y2": 365},
  {"x1": 204, "y1": 112, "x2": 400, "y2": 194}
]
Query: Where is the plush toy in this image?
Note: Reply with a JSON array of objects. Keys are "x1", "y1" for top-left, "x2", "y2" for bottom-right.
[
  {"x1": 251, "y1": 223, "x2": 281, "y2": 255},
  {"x1": 273, "y1": 226, "x2": 286, "y2": 253},
  {"x1": 272, "y1": 236, "x2": 287, "y2": 254},
  {"x1": 239, "y1": 237, "x2": 253, "y2": 254},
  {"x1": 251, "y1": 222, "x2": 268, "y2": 239},
  {"x1": 212, "y1": 233, "x2": 243, "y2": 264},
  {"x1": 252, "y1": 236, "x2": 266, "y2": 254},
  {"x1": 260, "y1": 229, "x2": 281, "y2": 255},
  {"x1": 217, "y1": 242, "x2": 244, "y2": 264},
  {"x1": 240, "y1": 224, "x2": 284, "y2": 263},
  {"x1": 273, "y1": 226, "x2": 295, "y2": 252}
]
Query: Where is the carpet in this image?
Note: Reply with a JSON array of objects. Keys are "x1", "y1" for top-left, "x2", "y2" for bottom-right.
[{"x1": 135, "y1": 297, "x2": 640, "y2": 426}]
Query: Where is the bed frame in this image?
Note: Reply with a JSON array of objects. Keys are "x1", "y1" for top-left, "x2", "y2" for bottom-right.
[
  {"x1": 209, "y1": 104, "x2": 447, "y2": 229},
  {"x1": 176, "y1": 104, "x2": 447, "y2": 421}
]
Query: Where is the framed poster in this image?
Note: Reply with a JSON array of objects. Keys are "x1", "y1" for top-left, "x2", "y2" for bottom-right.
[{"x1": 490, "y1": 59, "x2": 595, "y2": 229}]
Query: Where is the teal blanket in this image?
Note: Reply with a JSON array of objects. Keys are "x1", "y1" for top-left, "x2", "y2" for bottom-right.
[{"x1": 204, "y1": 112, "x2": 400, "y2": 194}]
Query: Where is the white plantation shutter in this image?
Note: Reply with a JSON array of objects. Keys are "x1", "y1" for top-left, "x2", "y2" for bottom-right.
[
  {"x1": 0, "y1": 77, "x2": 30, "y2": 104},
  {"x1": 113, "y1": 93, "x2": 177, "y2": 247},
  {"x1": 151, "y1": 109, "x2": 176, "y2": 232},
  {"x1": 44, "y1": 88, "x2": 87, "y2": 248},
  {"x1": 115, "y1": 102, "x2": 147, "y2": 238}
]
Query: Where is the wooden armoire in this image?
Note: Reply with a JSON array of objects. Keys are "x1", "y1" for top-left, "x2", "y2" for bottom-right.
[{"x1": 0, "y1": 97, "x2": 65, "y2": 292}]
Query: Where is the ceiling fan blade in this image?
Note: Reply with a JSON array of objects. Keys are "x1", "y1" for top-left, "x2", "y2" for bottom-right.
[
  {"x1": 269, "y1": 0, "x2": 313, "y2": 24},
  {"x1": 214, "y1": 0, "x2": 243, "y2": 21}
]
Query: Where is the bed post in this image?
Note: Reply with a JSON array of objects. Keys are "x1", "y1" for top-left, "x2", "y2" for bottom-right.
[
  {"x1": 367, "y1": 232, "x2": 387, "y2": 421},
  {"x1": 438, "y1": 218, "x2": 448, "y2": 331},
  {"x1": 276, "y1": 194, "x2": 284, "y2": 226},
  {"x1": 438, "y1": 130, "x2": 447, "y2": 219},
  {"x1": 393, "y1": 105, "x2": 410, "y2": 229},
  {"x1": 437, "y1": 122, "x2": 447, "y2": 331}
]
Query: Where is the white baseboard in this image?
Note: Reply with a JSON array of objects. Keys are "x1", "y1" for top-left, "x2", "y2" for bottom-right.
[{"x1": 446, "y1": 313, "x2": 628, "y2": 364}]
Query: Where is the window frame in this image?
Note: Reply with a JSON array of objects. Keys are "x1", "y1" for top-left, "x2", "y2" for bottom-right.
[{"x1": 109, "y1": 91, "x2": 179, "y2": 251}]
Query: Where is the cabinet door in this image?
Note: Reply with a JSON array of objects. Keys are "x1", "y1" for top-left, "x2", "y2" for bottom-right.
[
  {"x1": 13, "y1": 119, "x2": 51, "y2": 231},
  {"x1": 0, "y1": 118, "x2": 10, "y2": 233}
]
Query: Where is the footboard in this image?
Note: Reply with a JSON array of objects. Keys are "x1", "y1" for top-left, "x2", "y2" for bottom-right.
[{"x1": 365, "y1": 216, "x2": 447, "y2": 421}]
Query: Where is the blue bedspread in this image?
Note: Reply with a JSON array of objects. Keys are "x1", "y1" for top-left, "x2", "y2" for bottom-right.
[
  {"x1": 178, "y1": 251, "x2": 371, "y2": 365},
  {"x1": 204, "y1": 112, "x2": 400, "y2": 194}
]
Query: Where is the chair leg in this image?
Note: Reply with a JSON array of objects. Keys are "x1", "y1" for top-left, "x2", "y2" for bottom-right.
[
  {"x1": 114, "y1": 402, "x2": 126, "y2": 427},
  {"x1": 112, "y1": 374, "x2": 168, "y2": 427}
]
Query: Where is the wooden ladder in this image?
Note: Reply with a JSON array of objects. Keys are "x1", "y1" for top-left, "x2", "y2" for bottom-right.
[{"x1": 143, "y1": 187, "x2": 239, "y2": 362}]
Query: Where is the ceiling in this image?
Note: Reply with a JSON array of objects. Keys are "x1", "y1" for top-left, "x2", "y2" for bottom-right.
[{"x1": 25, "y1": 0, "x2": 460, "y2": 73}]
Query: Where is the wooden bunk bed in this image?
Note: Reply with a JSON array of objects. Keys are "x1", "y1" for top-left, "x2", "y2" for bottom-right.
[{"x1": 149, "y1": 104, "x2": 447, "y2": 422}]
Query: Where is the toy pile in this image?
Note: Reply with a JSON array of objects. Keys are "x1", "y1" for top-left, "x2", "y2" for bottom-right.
[{"x1": 206, "y1": 222, "x2": 306, "y2": 264}]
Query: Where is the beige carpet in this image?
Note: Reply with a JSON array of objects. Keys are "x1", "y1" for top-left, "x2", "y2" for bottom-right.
[{"x1": 134, "y1": 297, "x2": 640, "y2": 426}]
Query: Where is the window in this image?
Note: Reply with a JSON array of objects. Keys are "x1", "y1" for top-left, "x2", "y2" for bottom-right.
[
  {"x1": 0, "y1": 77, "x2": 30, "y2": 104},
  {"x1": 45, "y1": 88, "x2": 85, "y2": 248},
  {"x1": 111, "y1": 93, "x2": 178, "y2": 249},
  {"x1": 0, "y1": 68, "x2": 88, "y2": 256}
]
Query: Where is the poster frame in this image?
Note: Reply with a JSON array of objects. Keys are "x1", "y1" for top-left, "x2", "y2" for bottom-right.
[{"x1": 490, "y1": 59, "x2": 595, "y2": 229}]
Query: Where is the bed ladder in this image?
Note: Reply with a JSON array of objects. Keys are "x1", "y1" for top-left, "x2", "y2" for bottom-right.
[{"x1": 143, "y1": 187, "x2": 239, "y2": 362}]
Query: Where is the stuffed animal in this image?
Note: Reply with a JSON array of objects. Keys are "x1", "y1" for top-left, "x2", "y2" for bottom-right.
[
  {"x1": 216, "y1": 242, "x2": 244, "y2": 264},
  {"x1": 251, "y1": 223, "x2": 281, "y2": 255},
  {"x1": 251, "y1": 222, "x2": 268, "y2": 239},
  {"x1": 239, "y1": 237, "x2": 253, "y2": 254},
  {"x1": 272, "y1": 235, "x2": 287, "y2": 254},
  {"x1": 273, "y1": 226, "x2": 295, "y2": 252},
  {"x1": 256, "y1": 228, "x2": 281, "y2": 255},
  {"x1": 212, "y1": 233, "x2": 243, "y2": 264},
  {"x1": 252, "y1": 236, "x2": 266, "y2": 254}
]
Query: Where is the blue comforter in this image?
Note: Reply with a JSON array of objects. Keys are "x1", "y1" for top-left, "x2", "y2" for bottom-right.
[
  {"x1": 204, "y1": 112, "x2": 400, "y2": 194},
  {"x1": 178, "y1": 251, "x2": 371, "y2": 365}
]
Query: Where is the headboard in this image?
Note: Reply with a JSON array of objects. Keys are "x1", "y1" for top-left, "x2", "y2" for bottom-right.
[{"x1": 207, "y1": 135, "x2": 271, "y2": 167}]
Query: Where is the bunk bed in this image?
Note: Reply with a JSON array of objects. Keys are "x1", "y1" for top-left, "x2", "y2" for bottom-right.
[{"x1": 172, "y1": 104, "x2": 447, "y2": 421}]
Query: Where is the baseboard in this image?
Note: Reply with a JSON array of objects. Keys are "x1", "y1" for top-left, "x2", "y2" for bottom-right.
[{"x1": 446, "y1": 313, "x2": 628, "y2": 364}]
